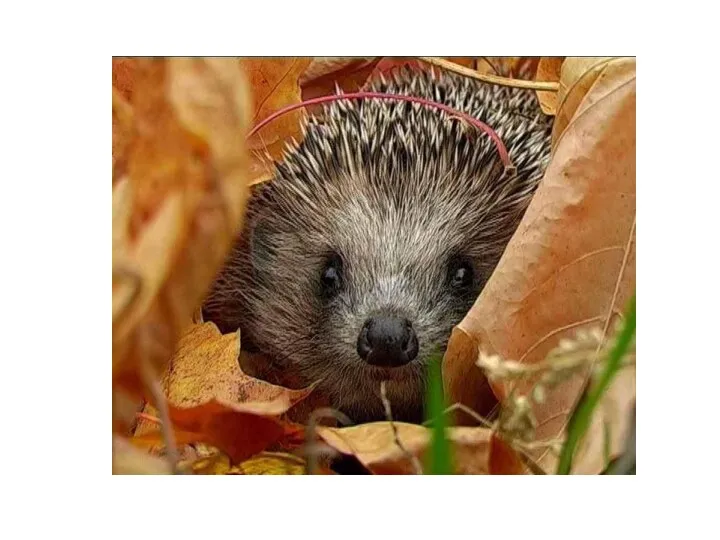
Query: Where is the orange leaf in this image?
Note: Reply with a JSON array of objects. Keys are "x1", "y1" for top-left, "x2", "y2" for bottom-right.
[
  {"x1": 317, "y1": 423, "x2": 495, "y2": 475},
  {"x1": 475, "y1": 57, "x2": 540, "y2": 79},
  {"x1": 552, "y1": 57, "x2": 628, "y2": 146},
  {"x1": 488, "y1": 434, "x2": 526, "y2": 474},
  {"x1": 443, "y1": 57, "x2": 636, "y2": 474},
  {"x1": 112, "y1": 58, "x2": 252, "y2": 399},
  {"x1": 157, "y1": 322, "x2": 316, "y2": 409},
  {"x1": 132, "y1": 322, "x2": 315, "y2": 462},
  {"x1": 241, "y1": 57, "x2": 313, "y2": 184},
  {"x1": 535, "y1": 57, "x2": 565, "y2": 115},
  {"x1": 134, "y1": 400, "x2": 309, "y2": 464},
  {"x1": 112, "y1": 57, "x2": 136, "y2": 102}
]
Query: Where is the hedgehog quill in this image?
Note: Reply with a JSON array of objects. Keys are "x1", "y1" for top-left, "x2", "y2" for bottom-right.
[{"x1": 203, "y1": 68, "x2": 553, "y2": 424}]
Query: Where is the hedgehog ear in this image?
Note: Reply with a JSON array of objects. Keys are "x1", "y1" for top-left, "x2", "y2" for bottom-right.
[{"x1": 248, "y1": 216, "x2": 277, "y2": 274}]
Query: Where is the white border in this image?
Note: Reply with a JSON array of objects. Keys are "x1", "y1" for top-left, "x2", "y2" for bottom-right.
[{"x1": 3, "y1": 0, "x2": 718, "y2": 538}]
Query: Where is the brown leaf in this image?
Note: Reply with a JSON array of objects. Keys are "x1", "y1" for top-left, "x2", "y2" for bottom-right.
[
  {"x1": 552, "y1": 57, "x2": 629, "y2": 146},
  {"x1": 443, "y1": 57, "x2": 636, "y2": 474},
  {"x1": 134, "y1": 400, "x2": 309, "y2": 464},
  {"x1": 132, "y1": 322, "x2": 315, "y2": 462},
  {"x1": 112, "y1": 58, "x2": 252, "y2": 399},
  {"x1": 488, "y1": 433, "x2": 526, "y2": 474},
  {"x1": 535, "y1": 57, "x2": 565, "y2": 115},
  {"x1": 475, "y1": 57, "x2": 540, "y2": 79},
  {"x1": 163, "y1": 322, "x2": 315, "y2": 408},
  {"x1": 317, "y1": 423, "x2": 494, "y2": 474},
  {"x1": 241, "y1": 57, "x2": 313, "y2": 184}
]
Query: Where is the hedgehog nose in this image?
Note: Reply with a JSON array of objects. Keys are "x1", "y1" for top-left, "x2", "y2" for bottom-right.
[{"x1": 357, "y1": 316, "x2": 419, "y2": 367}]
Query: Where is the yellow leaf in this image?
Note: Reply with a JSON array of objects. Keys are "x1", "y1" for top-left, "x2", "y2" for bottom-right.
[
  {"x1": 535, "y1": 57, "x2": 565, "y2": 115},
  {"x1": 234, "y1": 452, "x2": 310, "y2": 475}
]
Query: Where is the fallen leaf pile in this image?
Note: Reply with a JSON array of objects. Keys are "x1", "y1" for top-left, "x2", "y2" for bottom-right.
[{"x1": 112, "y1": 57, "x2": 635, "y2": 474}]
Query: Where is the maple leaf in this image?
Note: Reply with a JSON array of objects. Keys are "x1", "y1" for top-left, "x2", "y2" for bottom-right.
[{"x1": 132, "y1": 323, "x2": 315, "y2": 465}]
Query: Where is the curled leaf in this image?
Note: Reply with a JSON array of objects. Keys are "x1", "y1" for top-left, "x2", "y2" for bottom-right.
[
  {"x1": 552, "y1": 57, "x2": 633, "y2": 146},
  {"x1": 443, "y1": 57, "x2": 636, "y2": 474}
]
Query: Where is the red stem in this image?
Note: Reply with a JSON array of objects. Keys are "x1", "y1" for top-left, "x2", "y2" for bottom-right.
[{"x1": 247, "y1": 91, "x2": 511, "y2": 167}]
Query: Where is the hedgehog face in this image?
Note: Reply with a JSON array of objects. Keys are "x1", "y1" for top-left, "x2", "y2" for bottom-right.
[{"x1": 238, "y1": 180, "x2": 497, "y2": 424}]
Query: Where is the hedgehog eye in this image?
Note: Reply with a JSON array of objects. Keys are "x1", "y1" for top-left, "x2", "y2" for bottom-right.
[
  {"x1": 449, "y1": 257, "x2": 474, "y2": 290},
  {"x1": 320, "y1": 253, "x2": 343, "y2": 297}
]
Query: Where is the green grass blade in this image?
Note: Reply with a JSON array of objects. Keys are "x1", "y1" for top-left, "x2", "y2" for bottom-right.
[
  {"x1": 556, "y1": 294, "x2": 636, "y2": 474},
  {"x1": 425, "y1": 354, "x2": 453, "y2": 474}
]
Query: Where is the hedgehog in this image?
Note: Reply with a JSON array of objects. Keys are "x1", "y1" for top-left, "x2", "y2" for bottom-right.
[{"x1": 203, "y1": 66, "x2": 553, "y2": 424}]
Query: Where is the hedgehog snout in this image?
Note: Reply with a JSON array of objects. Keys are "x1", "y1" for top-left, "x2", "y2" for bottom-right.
[{"x1": 356, "y1": 316, "x2": 419, "y2": 368}]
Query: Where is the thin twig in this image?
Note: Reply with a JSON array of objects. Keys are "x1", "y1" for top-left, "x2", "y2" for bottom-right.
[
  {"x1": 380, "y1": 382, "x2": 423, "y2": 475},
  {"x1": 423, "y1": 402, "x2": 495, "y2": 430},
  {"x1": 418, "y1": 57, "x2": 560, "y2": 92},
  {"x1": 139, "y1": 352, "x2": 182, "y2": 474}
]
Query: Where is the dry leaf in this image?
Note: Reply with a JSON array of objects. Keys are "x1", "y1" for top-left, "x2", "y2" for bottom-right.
[
  {"x1": 317, "y1": 423, "x2": 494, "y2": 475},
  {"x1": 535, "y1": 57, "x2": 565, "y2": 115},
  {"x1": 488, "y1": 433, "x2": 527, "y2": 474},
  {"x1": 443, "y1": 57, "x2": 636, "y2": 474},
  {"x1": 475, "y1": 57, "x2": 540, "y2": 79},
  {"x1": 234, "y1": 452, "x2": 327, "y2": 475},
  {"x1": 136, "y1": 322, "x2": 316, "y2": 412},
  {"x1": 552, "y1": 57, "x2": 631, "y2": 146},
  {"x1": 242, "y1": 57, "x2": 313, "y2": 184},
  {"x1": 161, "y1": 322, "x2": 241, "y2": 406},
  {"x1": 132, "y1": 322, "x2": 315, "y2": 463},
  {"x1": 133, "y1": 400, "x2": 309, "y2": 464},
  {"x1": 444, "y1": 57, "x2": 477, "y2": 69},
  {"x1": 112, "y1": 58, "x2": 251, "y2": 399},
  {"x1": 186, "y1": 450, "x2": 316, "y2": 475}
]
